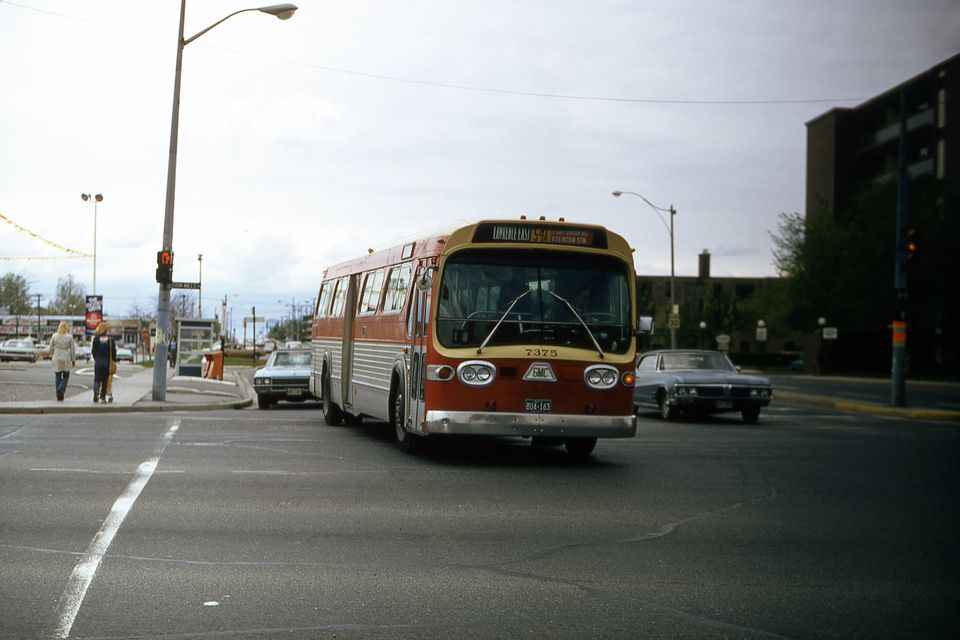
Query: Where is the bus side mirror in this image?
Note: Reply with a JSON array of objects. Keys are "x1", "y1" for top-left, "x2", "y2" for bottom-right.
[
  {"x1": 416, "y1": 270, "x2": 433, "y2": 292},
  {"x1": 637, "y1": 316, "x2": 654, "y2": 334}
]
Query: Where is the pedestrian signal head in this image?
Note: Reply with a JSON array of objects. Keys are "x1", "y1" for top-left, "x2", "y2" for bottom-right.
[{"x1": 156, "y1": 250, "x2": 174, "y2": 284}]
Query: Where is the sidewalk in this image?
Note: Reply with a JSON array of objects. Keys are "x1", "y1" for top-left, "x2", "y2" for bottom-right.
[
  {"x1": 0, "y1": 366, "x2": 253, "y2": 414},
  {"x1": 769, "y1": 374, "x2": 960, "y2": 422}
]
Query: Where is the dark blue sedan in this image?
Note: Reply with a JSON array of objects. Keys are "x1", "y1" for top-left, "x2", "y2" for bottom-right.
[{"x1": 634, "y1": 349, "x2": 773, "y2": 423}]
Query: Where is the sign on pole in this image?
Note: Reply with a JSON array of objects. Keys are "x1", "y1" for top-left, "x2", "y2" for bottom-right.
[{"x1": 85, "y1": 295, "x2": 103, "y2": 335}]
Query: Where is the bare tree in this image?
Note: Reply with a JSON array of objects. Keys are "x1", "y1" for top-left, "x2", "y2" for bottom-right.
[{"x1": 48, "y1": 274, "x2": 87, "y2": 315}]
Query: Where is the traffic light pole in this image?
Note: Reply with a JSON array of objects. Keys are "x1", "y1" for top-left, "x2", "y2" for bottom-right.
[
  {"x1": 152, "y1": 0, "x2": 187, "y2": 401},
  {"x1": 891, "y1": 89, "x2": 908, "y2": 407}
]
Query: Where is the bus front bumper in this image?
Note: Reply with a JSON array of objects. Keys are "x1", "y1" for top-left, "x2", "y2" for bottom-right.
[{"x1": 424, "y1": 411, "x2": 637, "y2": 438}]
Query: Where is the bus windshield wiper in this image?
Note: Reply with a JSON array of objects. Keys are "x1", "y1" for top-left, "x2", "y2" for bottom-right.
[
  {"x1": 477, "y1": 289, "x2": 531, "y2": 354},
  {"x1": 545, "y1": 290, "x2": 605, "y2": 359}
]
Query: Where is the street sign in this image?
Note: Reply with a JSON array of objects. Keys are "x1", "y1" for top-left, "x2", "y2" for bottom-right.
[
  {"x1": 170, "y1": 281, "x2": 201, "y2": 290},
  {"x1": 822, "y1": 327, "x2": 838, "y2": 340},
  {"x1": 667, "y1": 315, "x2": 681, "y2": 329},
  {"x1": 243, "y1": 317, "x2": 265, "y2": 326},
  {"x1": 756, "y1": 327, "x2": 768, "y2": 342}
]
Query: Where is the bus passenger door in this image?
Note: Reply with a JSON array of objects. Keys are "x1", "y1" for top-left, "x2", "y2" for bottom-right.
[
  {"x1": 408, "y1": 268, "x2": 431, "y2": 433},
  {"x1": 340, "y1": 274, "x2": 359, "y2": 412}
]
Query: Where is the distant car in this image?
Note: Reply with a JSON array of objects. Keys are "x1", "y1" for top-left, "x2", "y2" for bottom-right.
[
  {"x1": 76, "y1": 344, "x2": 92, "y2": 363},
  {"x1": 634, "y1": 349, "x2": 773, "y2": 423},
  {"x1": 0, "y1": 338, "x2": 39, "y2": 363},
  {"x1": 115, "y1": 347, "x2": 134, "y2": 362},
  {"x1": 252, "y1": 349, "x2": 314, "y2": 409}
]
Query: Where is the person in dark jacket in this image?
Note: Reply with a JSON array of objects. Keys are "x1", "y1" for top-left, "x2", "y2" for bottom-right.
[{"x1": 91, "y1": 323, "x2": 116, "y2": 403}]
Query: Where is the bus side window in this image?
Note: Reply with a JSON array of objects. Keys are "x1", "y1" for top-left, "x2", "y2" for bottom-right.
[
  {"x1": 359, "y1": 269, "x2": 386, "y2": 315},
  {"x1": 330, "y1": 277, "x2": 348, "y2": 317},
  {"x1": 383, "y1": 264, "x2": 412, "y2": 315},
  {"x1": 315, "y1": 281, "x2": 332, "y2": 318}
]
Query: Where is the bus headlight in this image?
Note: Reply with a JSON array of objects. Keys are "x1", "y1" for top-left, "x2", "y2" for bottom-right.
[
  {"x1": 584, "y1": 365, "x2": 619, "y2": 390},
  {"x1": 457, "y1": 360, "x2": 496, "y2": 387}
]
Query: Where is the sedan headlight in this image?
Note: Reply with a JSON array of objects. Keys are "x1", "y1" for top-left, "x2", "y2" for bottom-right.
[
  {"x1": 457, "y1": 360, "x2": 496, "y2": 387},
  {"x1": 676, "y1": 386, "x2": 698, "y2": 396},
  {"x1": 255, "y1": 377, "x2": 271, "y2": 386}
]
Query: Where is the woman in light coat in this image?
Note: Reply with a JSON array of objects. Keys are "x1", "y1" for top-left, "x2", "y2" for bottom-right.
[{"x1": 48, "y1": 321, "x2": 76, "y2": 401}]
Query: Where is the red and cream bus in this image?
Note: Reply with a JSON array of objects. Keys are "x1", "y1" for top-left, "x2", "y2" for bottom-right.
[{"x1": 309, "y1": 217, "x2": 650, "y2": 458}]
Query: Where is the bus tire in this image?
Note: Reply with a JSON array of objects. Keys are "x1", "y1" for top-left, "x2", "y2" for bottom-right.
[
  {"x1": 391, "y1": 379, "x2": 422, "y2": 454},
  {"x1": 322, "y1": 368, "x2": 343, "y2": 426},
  {"x1": 565, "y1": 437, "x2": 597, "y2": 460}
]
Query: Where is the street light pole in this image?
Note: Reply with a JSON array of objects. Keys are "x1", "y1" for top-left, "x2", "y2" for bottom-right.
[
  {"x1": 613, "y1": 190, "x2": 677, "y2": 348},
  {"x1": 81, "y1": 193, "x2": 103, "y2": 295},
  {"x1": 151, "y1": 1, "x2": 298, "y2": 400}
]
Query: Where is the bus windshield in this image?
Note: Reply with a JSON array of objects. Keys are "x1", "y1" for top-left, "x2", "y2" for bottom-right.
[{"x1": 436, "y1": 250, "x2": 632, "y2": 354}]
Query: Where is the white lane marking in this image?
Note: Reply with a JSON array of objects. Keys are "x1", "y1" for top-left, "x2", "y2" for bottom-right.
[
  {"x1": 30, "y1": 468, "x2": 185, "y2": 475},
  {"x1": 229, "y1": 470, "x2": 387, "y2": 475},
  {"x1": 47, "y1": 420, "x2": 180, "y2": 639}
]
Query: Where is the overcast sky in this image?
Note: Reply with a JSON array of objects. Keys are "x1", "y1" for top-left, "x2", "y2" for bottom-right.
[{"x1": 1, "y1": 0, "x2": 957, "y2": 329}]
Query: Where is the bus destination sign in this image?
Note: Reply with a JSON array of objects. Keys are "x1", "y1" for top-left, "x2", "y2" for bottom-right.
[{"x1": 474, "y1": 222, "x2": 607, "y2": 249}]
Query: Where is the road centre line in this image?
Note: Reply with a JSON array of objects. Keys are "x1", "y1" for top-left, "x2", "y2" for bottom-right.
[{"x1": 46, "y1": 420, "x2": 180, "y2": 640}]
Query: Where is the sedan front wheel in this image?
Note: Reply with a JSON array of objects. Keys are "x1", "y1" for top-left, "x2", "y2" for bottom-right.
[{"x1": 658, "y1": 390, "x2": 679, "y2": 421}]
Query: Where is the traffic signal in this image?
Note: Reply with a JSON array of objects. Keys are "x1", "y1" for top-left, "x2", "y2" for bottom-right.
[
  {"x1": 904, "y1": 228, "x2": 918, "y2": 263},
  {"x1": 156, "y1": 250, "x2": 173, "y2": 284}
]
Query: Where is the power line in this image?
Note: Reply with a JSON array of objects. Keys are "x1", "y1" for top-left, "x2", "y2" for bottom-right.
[{"x1": 1, "y1": 0, "x2": 864, "y2": 106}]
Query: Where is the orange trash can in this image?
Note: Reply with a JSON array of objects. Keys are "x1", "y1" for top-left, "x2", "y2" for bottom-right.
[{"x1": 203, "y1": 351, "x2": 224, "y2": 381}]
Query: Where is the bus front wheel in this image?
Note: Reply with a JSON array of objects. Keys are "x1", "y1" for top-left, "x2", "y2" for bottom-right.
[
  {"x1": 392, "y1": 383, "x2": 423, "y2": 454},
  {"x1": 322, "y1": 370, "x2": 343, "y2": 426}
]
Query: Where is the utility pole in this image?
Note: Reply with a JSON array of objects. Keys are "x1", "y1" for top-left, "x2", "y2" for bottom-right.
[
  {"x1": 891, "y1": 89, "x2": 909, "y2": 407},
  {"x1": 34, "y1": 294, "x2": 42, "y2": 340},
  {"x1": 197, "y1": 253, "x2": 203, "y2": 318}
]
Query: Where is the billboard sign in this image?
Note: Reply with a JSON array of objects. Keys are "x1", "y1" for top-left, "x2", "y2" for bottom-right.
[{"x1": 85, "y1": 295, "x2": 103, "y2": 335}]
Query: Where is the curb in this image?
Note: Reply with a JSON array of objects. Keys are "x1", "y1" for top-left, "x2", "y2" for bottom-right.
[
  {"x1": 0, "y1": 397, "x2": 252, "y2": 415},
  {"x1": 775, "y1": 390, "x2": 960, "y2": 422},
  {"x1": 0, "y1": 370, "x2": 254, "y2": 415}
]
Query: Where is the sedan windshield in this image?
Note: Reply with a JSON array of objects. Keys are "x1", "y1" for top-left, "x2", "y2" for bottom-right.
[
  {"x1": 273, "y1": 351, "x2": 310, "y2": 366},
  {"x1": 436, "y1": 249, "x2": 632, "y2": 353},
  {"x1": 660, "y1": 351, "x2": 735, "y2": 371}
]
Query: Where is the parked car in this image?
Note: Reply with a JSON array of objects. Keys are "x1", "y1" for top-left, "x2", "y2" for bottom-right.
[
  {"x1": 0, "y1": 338, "x2": 39, "y2": 363},
  {"x1": 252, "y1": 349, "x2": 314, "y2": 409},
  {"x1": 115, "y1": 346, "x2": 134, "y2": 362},
  {"x1": 76, "y1": 344, "x2": 92, "y2": 363},
  {"x1": 634, "y1": 349, "x2": 773, "y2": 423}
]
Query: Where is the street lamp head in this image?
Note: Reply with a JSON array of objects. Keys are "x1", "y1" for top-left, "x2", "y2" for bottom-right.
[
  {"x1": 81, "y1": 193, "x2": 89, "y2": 201},
  {"x1": 95, "y1": 194, "x2": 103, "y2": 202},
  {"x1": 611, "y1": 191, "x2": 622, "y2": 197},
  {"x1": 258, "y1": 3, "x2": 297, "y2": 19}
]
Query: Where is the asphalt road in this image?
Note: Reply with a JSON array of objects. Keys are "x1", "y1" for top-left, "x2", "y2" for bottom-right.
[{"x1": 1, "y1": 403, "x2": 957, "y2": 639}]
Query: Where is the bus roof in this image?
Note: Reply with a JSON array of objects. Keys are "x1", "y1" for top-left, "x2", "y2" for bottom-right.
[{"x1": 321, "y1": 218, "x2": 631, "y2": 280}]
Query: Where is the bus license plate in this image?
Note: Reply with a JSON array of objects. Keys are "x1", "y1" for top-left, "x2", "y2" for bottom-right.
[{"x1": 525, "y1": 399, "x2": 552, "y2": 413}]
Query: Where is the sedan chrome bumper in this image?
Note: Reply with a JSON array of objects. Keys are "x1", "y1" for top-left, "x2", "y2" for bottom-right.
[{"x1": 425, "y1": 411, "x2": 636, "y2": 438}]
